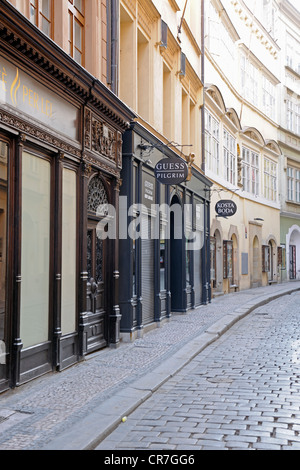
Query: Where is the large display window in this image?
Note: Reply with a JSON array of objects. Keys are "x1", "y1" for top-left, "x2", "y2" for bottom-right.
[
  {"x1": 61, "y1": 168, "x2": 77, "y2": 335},
  {"x1": 20, "y1": 152, "x2": 51, "y2": 349}
]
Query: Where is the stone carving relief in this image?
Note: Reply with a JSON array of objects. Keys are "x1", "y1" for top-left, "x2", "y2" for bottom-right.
[{"x1": 84, "y1": 108, "x2": 122, "y2": 170}]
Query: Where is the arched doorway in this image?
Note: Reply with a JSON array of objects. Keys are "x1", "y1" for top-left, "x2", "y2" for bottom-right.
[
  {"x1": 288, "y1": 228, "x2": 300, "y2": 280},
  {"x1": 86, "y1": 175, "x2": 110, "y2": 352}
]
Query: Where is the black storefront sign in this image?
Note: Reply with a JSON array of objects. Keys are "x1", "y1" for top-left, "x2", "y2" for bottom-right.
[
  {"x1": 155, "y1": 157, "x2": 188, "y2": 185},
  {"x1": 215, "y1": 200, "x2": 237, "y2": 217}
]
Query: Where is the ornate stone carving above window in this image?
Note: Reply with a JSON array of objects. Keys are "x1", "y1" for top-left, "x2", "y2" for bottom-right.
[
  {"x1": 87, "y1": 175, "x2": 109, "y2": 215},
  {"x1": 84, "y1": 109, "x2": 122, "y2": 170}
]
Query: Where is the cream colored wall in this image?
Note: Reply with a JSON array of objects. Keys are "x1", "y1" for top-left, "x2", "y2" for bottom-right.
[
  {"x1": 119, "y1": 0, "x2": 204, "y2": 164},
  {"x1": 210, "y1": 187, "x2": 280, "y2": 292}
]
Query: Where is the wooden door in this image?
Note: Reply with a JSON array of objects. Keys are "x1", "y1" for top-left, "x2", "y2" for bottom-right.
[{"x1": 86, "y1": 220, "x2": 107, "y2": 352}]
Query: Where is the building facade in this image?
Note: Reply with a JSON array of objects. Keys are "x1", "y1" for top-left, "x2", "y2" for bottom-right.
[
  {"x1": 0, "y1": 0, "x2": 211, "y2": 390},
  {"x1": 204, "y1": 0, "x2": 299, "y2": 296},
  {"x1": 277, "y1": 1, "x2": 300, "y2": 281},
  {"x1": 117, "y1": 0, "x2": 212, "y2": 340},
  {"x1": 0, "y1": 0, "x2": 135, "y2": 391}
]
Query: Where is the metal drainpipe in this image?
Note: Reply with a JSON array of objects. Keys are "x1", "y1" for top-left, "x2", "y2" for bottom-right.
[{"x1": 111, "y1": 0, "x2": 119, "y2": 95}]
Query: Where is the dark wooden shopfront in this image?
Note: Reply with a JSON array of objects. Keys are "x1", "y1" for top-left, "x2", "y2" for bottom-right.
[
  {"x1": 119, "y1": 122, "x2": 212, "y2": 341},
  {"x1": 0, "y1": 2, "x2": 135, "y2": 392}
]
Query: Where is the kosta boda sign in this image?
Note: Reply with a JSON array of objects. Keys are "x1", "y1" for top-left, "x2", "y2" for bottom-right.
[
  {"x1": 155, "y1": 157, "x2": 188, "y2": 185},
  {"x1": 215, "y1": 200, "x2": 237, "y2": 217}
]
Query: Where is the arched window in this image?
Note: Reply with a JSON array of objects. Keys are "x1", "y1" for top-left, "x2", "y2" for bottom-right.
[{"x1": 87, "y1": 175, "x2": 109, "y2": 216}]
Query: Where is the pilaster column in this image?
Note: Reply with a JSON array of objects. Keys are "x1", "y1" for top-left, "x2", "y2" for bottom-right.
[
  {"x1": 78, "y1": 161, "x2": 91, "y2": 356},
  {"x1": 109, "y1": 178, "x2": 122, "y2": 346},
  {"x1": 11, "y1": 133, "x2": 25, "y2": 387}
]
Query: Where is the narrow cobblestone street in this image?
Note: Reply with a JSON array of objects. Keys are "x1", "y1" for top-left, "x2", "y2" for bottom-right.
[
  {"x1": 96, "y1": 291, "x2": 300, "y2": 450},
  {"x1": 0, "y1": 282, "x2": 299, "y2": 450}
]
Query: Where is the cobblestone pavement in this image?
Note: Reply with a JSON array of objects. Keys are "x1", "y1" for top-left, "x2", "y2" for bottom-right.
[
  {"x1": 96, "y1": 290, "x2": 300, "y2": 451},
  {"x1": 0, "y1": 282, "x2": 299, "y2": 450}
]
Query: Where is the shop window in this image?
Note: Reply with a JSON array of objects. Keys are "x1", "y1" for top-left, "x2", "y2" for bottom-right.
[
  {"x1": 20, "y1": 152, "x2": 51, "y2": 349},
  {"x1": 68, "y1": 0, "x2": 85, "y2": 66},
  {"x1": 262, "y1": 245, "x2": 270, "y2": 273},
  {"x1": 160, "y1": 224, "x2": 166, "y2": 291},
  {"x1": 30, "y1": 0, "x2": 53, "y2": 37},
  {"x1": 223, "y1": 240, "x2": 233, "y2": 280},
  {"x1": 210, "y1": 237, "x2": 216, "y2": 287},
  {"x1": 278, "y1": 245, "x2": 286, "y2": 270}
]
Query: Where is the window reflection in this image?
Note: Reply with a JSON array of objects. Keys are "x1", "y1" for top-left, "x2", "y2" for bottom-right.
[{"x1": 20, "y1": 152, "x2": 51, "y2": 349}]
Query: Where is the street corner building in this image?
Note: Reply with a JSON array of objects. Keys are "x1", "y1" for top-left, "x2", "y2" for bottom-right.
[{"x1": 0, "y1": 0, "x2": 212, "y2": 392}]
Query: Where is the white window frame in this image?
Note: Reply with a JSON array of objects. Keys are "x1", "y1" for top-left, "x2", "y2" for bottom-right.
[
  {"x1": 223, "y1": 129, "x2": 236, "y2": 185},
  {"x1": 241, "y1": 55, "x2": 259, "y2": 107},
  {"x1": 263, "y1": 157, "x2": 277, "y2": 202},
  {"x1": 242, "y1": 146, "x2": 259, "y2": 196},
  {"x1": 287, "y1": 167, "x2": 300, "y2": 202},
  {"x1": 205, "y1": 109, "x2": 220, "y2": 175},
  {"x1": 262, "y1": 76, "x2": 276, "y2": 121},
  {"x1": 287, "y1": 100, "x2": 293, "y2": 132}
]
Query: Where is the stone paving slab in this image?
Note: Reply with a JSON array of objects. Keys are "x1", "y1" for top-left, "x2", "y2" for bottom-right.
[{"x1": 0, "y1": 281, "x2": 299, "y2": 450}]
